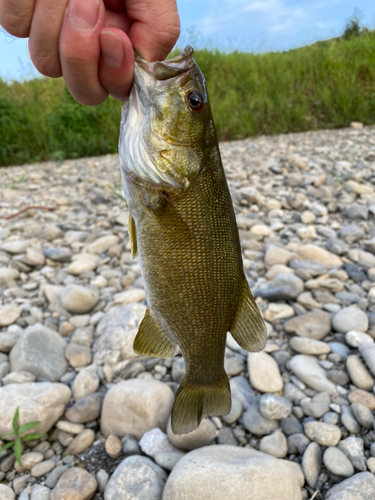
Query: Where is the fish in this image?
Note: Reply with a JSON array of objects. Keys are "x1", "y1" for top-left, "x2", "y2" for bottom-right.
[{"x1": 118, "y1": 46, "x2": 266, "y2": 434}]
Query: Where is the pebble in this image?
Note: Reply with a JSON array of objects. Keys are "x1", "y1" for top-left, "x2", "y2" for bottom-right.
[
  {"x1": 105, "y1": 434, "x2": 123, "y2": 458},
  {"x1": 66, "y1": 253, "x2": 99, "y2": 275},
  {"x1": 346, "y1": 355, "x2": 374, "y2": 391},
  {"x1": 139, "y1": 428, "x2": 178, "y2": 458},
  {"x1": 19, "y1": 484, "x2": 51, "y2": 500},
  {"x1": 63, "y1": 428, "x2": 95, "y2": 456},
  {"x1": 65, "y1": 343, "x2": 92, "y2": 368},
  {"x1": 263, "y1": 303, "x2": 294, "y2": 322},
  {"x1": 289, "y1": 355, "x2": 337, "y2": 394},
  {"x1": 97, "y1": 469, "x2": 109, "y2": 494},
  {"x1": 61, "y1": 285, "x2": 99, "y2": 314},
  {"x1": 242, "y1": 402, "x2": 279, "y2": 436},
  {"x1": 65, "y1": 392, "x2": 104, "y2": 423},
  {"x1": 72, "y1": 365, "x2": 99, "y2": 401},
  {"x1": 101, "y1": 379, "x2": 174, "y2": 439},
  {"x1": 304, "y1": 421, "x2": 341, "y2": 446},
  {"x1": 104, "y1": 456, "x2": 166, "y2": 500},
  {"x1": 302, "y1": 442, "x2": 322, "y2": 488},
  {"x1": 290, "y1": 337, "x2": 330, "y2": 355},
  {"x1": 259, "y1": 394, "x2": 292, "y2": 420},
  {"x1": 31, "y1": 459, "x2": 56, "y2": 477},
  {"x1": 325, "y1": 472, "x2": 375, "y2": 499},
  {"x1": 345, "y1": 330, "x2": 373, "y2": 348},
  {"x1": 324, "y1": 446, "x2": 354, "y2": 478},
  {"x1": 248, "y1": 352, "x2": 283, "y2": 392},
  {"x1": 46, "y1": 465, "x2": 69, "y2": 488},
  {"x1": 341, "y1": 405, "x2": 361, "y2": 433},
  {"x1": 350, "y1": 402, "x2": 374, "y2": 429},
  {"x1": 284, "y1": 310, "x2": 331, "y2": 340},
  {"x1": 15, "y1": 452, "x2": 44, "y2": 473},
  {"x1": 348, "y1": 389, "x2": 375, "y2": 410},
  {"x1": 259, "y1": 429, "x2": 288, "y2": 458},
  {"x1": 154, "y1": 451, "x2": 185, "y2": 471},
  {"x1": 332, "y1": 307, "x2": 369, "y2": 333},
  {"x1": 222, "y1": 398, "x2": 243, "y2": 424},
  {"x1": 0, "y1": 485, "x2": 15, "y2": 500},
  {"x1": 51, "y1": 467, "x2": 97, "y2": 500},
  {"x1": 296, "y1": 244, "x2": 342, "y2": 267},
  {"x1": 9, "y1": 323, "x2": 67, "y2": 381},
  {"x1": 229, "y1": 376, "x2": 255, "y2": 410},
  {"x1": 358, "y1": 343, "x2": 375, "y2": 377}
]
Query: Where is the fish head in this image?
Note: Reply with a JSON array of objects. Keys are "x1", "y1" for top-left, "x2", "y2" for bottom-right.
[{"x1": 119, "y1": 46, "x2": 212, "y2": 190}]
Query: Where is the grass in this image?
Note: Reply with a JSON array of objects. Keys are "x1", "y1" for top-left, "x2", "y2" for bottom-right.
[{"x1": 0, "y1": 29, "x2": 375, "y2": 166}]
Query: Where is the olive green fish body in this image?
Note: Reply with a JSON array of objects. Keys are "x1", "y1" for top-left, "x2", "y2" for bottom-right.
[{"x1": 119, "y1": 47, "x2": 266, "y2": 434}]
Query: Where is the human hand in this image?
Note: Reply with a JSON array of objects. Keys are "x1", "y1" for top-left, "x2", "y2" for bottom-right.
[{"x1": 0, "y1": 0, "x2": 180, "y2": 104}]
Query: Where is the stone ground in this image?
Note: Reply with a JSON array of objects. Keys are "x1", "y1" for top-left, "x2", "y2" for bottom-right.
[{"x1": 0, "y1": 124, "x2": 375, "y2": 499}]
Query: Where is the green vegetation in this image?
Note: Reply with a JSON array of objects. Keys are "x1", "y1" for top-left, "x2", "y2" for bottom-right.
[
  {"x1": 1, "y1": 28, "x2": 374, "y2": 166},
  {"x1": 0, "y1": 408, "x2": 44, "y2": 465}
]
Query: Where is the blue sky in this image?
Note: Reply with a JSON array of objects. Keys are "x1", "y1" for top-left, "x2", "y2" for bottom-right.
[{"x1": 0, "y1": 0, "x2": 374, "y2": 81}]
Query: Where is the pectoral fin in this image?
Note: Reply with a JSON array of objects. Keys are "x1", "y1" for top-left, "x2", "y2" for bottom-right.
[
  {"x1": 229, "y1": 277, "x2": 267, "y2": 352},
  {"x1": 133, "y1": 308, "x2": 178, "y2": 358},
  {"x1": 128, "y1": 213, "x2": 138, "y2": 259}
]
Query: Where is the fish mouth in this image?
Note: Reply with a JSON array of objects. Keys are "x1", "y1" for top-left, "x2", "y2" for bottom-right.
[{"x1": 134, "y1": 46, "x2": 195, "y2": 81}]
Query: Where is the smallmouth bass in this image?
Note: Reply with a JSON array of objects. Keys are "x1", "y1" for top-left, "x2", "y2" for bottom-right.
[{"x1": 119, "y1": 46, "x2": 266, "y2": 434}]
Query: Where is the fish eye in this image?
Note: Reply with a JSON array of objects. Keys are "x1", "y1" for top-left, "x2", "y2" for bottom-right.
[{"x1": 187, "y1": 91, "x2": 205, "y2": 112}]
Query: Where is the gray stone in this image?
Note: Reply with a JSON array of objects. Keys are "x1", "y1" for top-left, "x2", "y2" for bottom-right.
[
  {"x1": 328, "y1": 341, "x2": 350, "y2": 359},
  {"x1": 345, "y1": 330, "x2": 373, "y2": 348},
  {"x1": 302, "y1": 442, "x2": 322, "y2": 489},
  {"x1": 332, "y1": 307, "x2": 368, "y2": 333},
  {"x1": 65, "y1": 342, "x2": 92, "y2": 368},
  {"x1": 171, "y1": 357, "x2": 185, "y2": 383},
  {"x1": 97, "y1": 469, "x2": 109, "y2": 494},
  {"x1": 222, "y1": 397, "x2": 242, "y2": 424},
  {"x1": 339, "y1": 225, "x2": 365, "y2": 244},
  {"x1": 323, "y1": 446, "x2": 354, "y2": 478},
  {"x1": 9, "y1": 323, "x2": 67, "y2": 381},
  {"x1": 229, "y1": 376, "x2": 255, "y2": 410},
  {"x1": 242, "y1": 402, "x2": 279, "y2": 436},
  {"x1": 255, "y1": 273, "x2": 303, "y2": 300},
  {"x1": 19, "y1": 484, "x2": 50, "y2": 500},
  {"x1": 61, "y1": 285, "x2": 99, "y2": 314},
  {"x1": 287, "y1": 433, "x2": 310, "y2": 455},
  {"x1": 0, "y1": 382, "x2": 70, "y2": 436},
  {"x1": 284, "y1": 311, "x2": 331, "y2": 340},
  {"x1": 341, "y1": 405, "x2": 361, "y2": 433},
  {"x1": 325, "y1": 472, "x2": 375, "y2": 500},
  {"x1": 46, "y1": 465, "x2": 69, "y2": 488},
  {"x1": 104, "y1": 456, "x2": 167, "y2": 500},
  {"x1": 358, "y1": 342, "x2": 375, "y2": 377},
  {"x1": 289, "y1": 259, "x2": 326, "y2": 276},
  {"x1": 44, "y1": 247, "x2": 72, "y2": 262},
  {"x1": 290, "y1": 337, "x2": 330, "y2": 355},
  {"x1": 280, "y1": 416, "x2": 302, "y2": 436},
  {"x1": 248, "y1": 352, "x2": 283, "y2": 392},
  {"x1": 259, "y1": 394, "x2": 292, "y2": 420},
  {"x1": 139, "y1": 428, "x2": 178, "y2": 458},
  {"x1": 72, "y1": 365, "x2": 100, "y2": 401},
  {"x1": 51, "y1": 467, "x2": 97, "y2": 500},
  {"x1": 101, "y1": 379, "x2": 174, "y2": 439},
  {"x1": 93, "y1": 304, "x2": 146, "y2": 365},
  {"x1": 154, "y1": 451, "x2": 185, "y2": 471},
  {"x1": 163, "y1": 445, "x2": 302, "y2": 500},
  {"x1": 289, "y1": 355, "x2": 337, "y2": 394},
  {"x1": 345, "y1": 203, "x2": 368, "y2": 220},
  {"x1": 350, "y1": 402, "x2": 374, "y2": 429},
  {"x1": 346, "y1": 355, "x2": 374, "y2": 391},
  {"x1": 304, "y1": 421, "x2": 341, "y2": 446},
  {"x1": 259, "y1": 429, "x2": 287, "y2": 458},
  {"x1": 65, "y1": 392, "x2": 104, "y2": 423},
  {"x1": 2, "y1": 370, "x2": 36, "y2": 385}
]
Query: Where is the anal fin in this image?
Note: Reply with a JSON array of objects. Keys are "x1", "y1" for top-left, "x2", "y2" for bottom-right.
[
  {"x1": 229, "y1": 277, "x2": 267, "y2": 352},
  {"x1": 133, "y1": 308, "x2": 178, "y2": 358},
  {"x1": 128, "y1": 213, "x2": 138, "y2": 259}
]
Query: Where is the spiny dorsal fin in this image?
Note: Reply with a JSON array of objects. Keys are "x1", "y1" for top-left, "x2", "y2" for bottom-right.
[
  {"x1": 229, "y1": 277, "x2": 267, "y2": 352},
  {"x1": 128, "y1": 213, "x2": 138, "y2": 259},
  {"x1": 133, "y1": 308, "x2": 178, "y2": 358}
]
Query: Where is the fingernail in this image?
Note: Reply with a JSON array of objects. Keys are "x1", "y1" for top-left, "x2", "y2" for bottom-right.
[
  {"x1": 67, "y1": 0, "x2": 99, "y2": 29},
  {"x1": 100, "y1": 31, "x2": 124, "y2": 69}
]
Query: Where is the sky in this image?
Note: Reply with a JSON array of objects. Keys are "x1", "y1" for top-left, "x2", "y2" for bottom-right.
[{"x1": 0, "y1": 0, "x2": 374, "y2": 81}]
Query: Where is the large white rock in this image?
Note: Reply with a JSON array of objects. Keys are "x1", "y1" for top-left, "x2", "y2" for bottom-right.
[
  {"x1": 93, "y1": 304, "x2": 146, "y2": 365},
  {"x1": 101, "y1": 379, "x2": 174, "y2": 439},
  {"x1": 248, "y1": 352, "x2": 283, "y2": 393},
  {"x1": 162, "y1": 445, "x2": 302, "y2": 500},
  {"x1": 0, "y1": 382, "x2": 71, "y2": 436},
  {"x1": 289, "y1": 355, "x2": 337, "y2": 394}
]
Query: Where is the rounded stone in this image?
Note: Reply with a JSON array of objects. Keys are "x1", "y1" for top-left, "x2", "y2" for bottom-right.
[
  {"x1": 104, "y1": 455, "x2": 166, "y2": 500},
  {"x1": 259, "y1": 394, "x2": 292, "y2": 420},
  {"x1": 0, "y1": 306, "x2": 22, "y2": 327},
  {"x1": 67, "y1": 254, "x2": 99, "y2": 275},
  {"x1": 332, "y1": 307, "x2": 368, "y2": 333},
  {"x1": 289, "y1": 355, "x2": 337, "y2": 394},
  {"x1": 248, "y1": 352, "x2": 283, "y2": 393},
  {"x1": 302, "y1": 442, "x2": 322, "y2": 489},
  {"x1": 350, "y1": 402, "x2": 374, "y2": 429},
  {"x1": 14, "y1": 452, "x2": 44, "y2": 473},
  {"x1": 63, "y1": 428, "x2": 95, "y2": 457},
  {"x1": 72, "y1": 365, "x2": 99, "y2": 401},
  {"x1": 105, "y1": 435, "x2": 123, "y2": 458},
  {"x1": 31, "y1": 459, "x2": 56, "y2": 477},
  {"x1": 101, "y1": 379, "x2": 174, "y2": 439},
  {"x1": 325, "y1": 472, "x2": 375, "y2": 500},
  {"x1": 65, "y1": 343, "x2": 92, "y2": 368},
  {"x1": 167, "y1": 417, "x2": 216, "y2": 451},
  {"x1": 51, "y1": 467, "x2": 97, "y2": 500},
  {"x1": 163, "y1": 445, "x2": 302, "y2": 500},
  {"x1": 323, "y1": 446, "x2": 354, "y2": 478},
  {"x1": 290, "y1": 337, "x2": 330, "y2": 355},
  {"x1": 65, "y1": 393, "x2": 104, "y2": 423},
  {"x1": 259, "y1": 429, "x2": 287, "y2": 458},
  {"x1": 61, "y1": 285, "x2": 99, "y2": 314},
  {"x1": 304, "y1": 422, "x2": 341, "y2": 446},
  {"x1": 0, "y1": 485, "x2": 15, "y2": 500},
  {"x1": 345, "y1": 330, "x2": 373, "y2": 348},
  {"x1": 346, "y1": 355, "x2": 374, "y2": 391}
]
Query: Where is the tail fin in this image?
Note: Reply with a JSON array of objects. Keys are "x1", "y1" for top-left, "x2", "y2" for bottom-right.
[{"x1": 171, "y1": 374, "x2": 231, "y2": 434}]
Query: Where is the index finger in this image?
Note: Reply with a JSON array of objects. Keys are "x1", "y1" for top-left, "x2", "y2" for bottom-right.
[{"x1": 125, "y1": 0, "x2": 180, "y2": 62}]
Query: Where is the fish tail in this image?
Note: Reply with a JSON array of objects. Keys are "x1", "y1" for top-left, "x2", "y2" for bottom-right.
[{"x1": 171, "y1": 374, "x2": 231, "y2": 435}]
